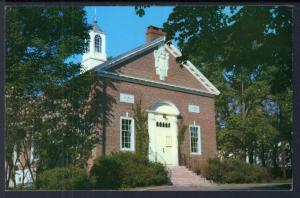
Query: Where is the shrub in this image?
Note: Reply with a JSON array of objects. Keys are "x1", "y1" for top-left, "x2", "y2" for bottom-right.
[
  {"x1": 194, "y1": 165, "x2": 201, "y2": 175},
  {"x1": 90, "y1": 152, "x2": 169, "y2": 189},
  {"x1": 37, "y1": 166, "x2": 95, "y2": 190},
  {"x1": 204, "y1": 158, "x2": 272, "y2": 184}
]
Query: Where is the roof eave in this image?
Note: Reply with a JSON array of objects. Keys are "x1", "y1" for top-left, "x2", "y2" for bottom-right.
[
  {"x1": 97, "y1": 71, "x2": 218, "y2": 98},
  {"x1": 93, "y1": 36, "x2": 165, "y2": 72}
]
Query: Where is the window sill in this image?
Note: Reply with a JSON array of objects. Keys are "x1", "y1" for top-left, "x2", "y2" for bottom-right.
[
  {"x1": 190, "y1": 152, "x2": 202, "y2": 156},
  {"x1": 121, "y1": 148, "x2": 135, "y2": 152}
]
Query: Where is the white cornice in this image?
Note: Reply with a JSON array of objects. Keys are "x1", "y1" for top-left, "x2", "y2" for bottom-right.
[
  {"x1": 90, "y1": 37, "x2": 220, "y2": 96},
  {"x1": 165, "y1": 44, "x2": 220, "y2": 95},
  {"x1": 97, "y1": 71, "x2": 216, "y2": 97}
]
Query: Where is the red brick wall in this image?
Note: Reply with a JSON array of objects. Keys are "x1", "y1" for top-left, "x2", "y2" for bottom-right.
[
  {"x1": 87, "y1": 79, "x2": 217, "y2": 172},
  {"x1": 87, "y1": 46, "x2": 217, "y2": 173},
  {"x1": 110, "y1": 49, "x2": 208, "y2": 91}
]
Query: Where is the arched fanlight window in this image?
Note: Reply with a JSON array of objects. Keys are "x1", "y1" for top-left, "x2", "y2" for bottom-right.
[{"x1": 95, "y1": 35, "x2": 102, "y2": 52}]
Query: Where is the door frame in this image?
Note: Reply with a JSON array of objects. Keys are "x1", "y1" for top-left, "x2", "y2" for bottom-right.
[{"x1": 147, "y1": 100, "x2": 180, "y2": 166}]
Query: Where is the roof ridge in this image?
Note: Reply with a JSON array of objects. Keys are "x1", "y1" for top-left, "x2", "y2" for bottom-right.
[{"x1": 93, "y1": 36, "x2": 165, "y2": 72}]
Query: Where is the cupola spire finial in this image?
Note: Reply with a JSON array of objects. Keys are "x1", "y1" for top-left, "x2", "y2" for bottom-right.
[{"x1": 93, "y1": 8, "x2": 97, "y2": 24}]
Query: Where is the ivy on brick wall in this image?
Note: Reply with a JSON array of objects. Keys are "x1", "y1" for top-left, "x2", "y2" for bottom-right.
[
  {"x1": 132, "y1": 100, "x2": 149, "y2": 157},
  {"x1": 178, "y1": 119, "x2": 188, "y2": 166}
]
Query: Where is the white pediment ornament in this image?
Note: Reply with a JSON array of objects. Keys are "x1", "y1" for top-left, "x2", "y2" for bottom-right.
[{"x1": 154, "y1": 46, "x2": 169, "y2": 80}]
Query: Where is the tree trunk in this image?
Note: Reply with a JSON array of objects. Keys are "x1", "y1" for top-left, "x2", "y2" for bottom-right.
[
  {"x1": 24, "y1": 145, "x2": 35, "y2": 183},
  {"x1": 261, "y1": 142, "x2": 266, "y2": 167},
  {"x1": 241, "y1": 80, "x2": 246, "y2": 120},
  {"x1": 248, "y1": 147, "x2": 254, "y2": 164},
  {"x1": 280, "y1": 141, "x2": 286, "y2": 179},
  {"x1": 5, "y1": 162, "x2": 11, "y2": 188},
  {"x1": 272, "y1": 144, "x2": 278, "y2": 176},
  {"x1": 277, "y1": 102, "x2": 287, "y2": 179},
  {"x1": 12, "y1": 167, "x2": 16, "y2": 188}
]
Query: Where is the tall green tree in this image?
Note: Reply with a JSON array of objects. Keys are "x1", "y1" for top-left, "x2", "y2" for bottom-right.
[
  {"x1": 160, "y1": 6, "x2": 292, "y2": 178},
  {"x1": 5, "y1": 7, "x2": 110, "y2": 187}
]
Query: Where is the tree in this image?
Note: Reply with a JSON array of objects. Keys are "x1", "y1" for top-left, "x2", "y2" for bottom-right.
[
  {"x1": 5, "y1": 7, "x2": 104, "y2": 187},
  {"x1": 160, "y1": 6, "x2": 292, "y2": 178}
]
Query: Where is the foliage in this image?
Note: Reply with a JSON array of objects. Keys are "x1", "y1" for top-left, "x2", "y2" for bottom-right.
[
  {"x1": 5, "y1": 7, "x2": 112, "y2": 188},
  {"x1": 177, "y1": 119, "x2": 188, "y2": 165},
  {"x1": 204, "y1": 158, "x2": 272, "y2": 183},
  {"x1": 135, "y1": 6, "x2": 149, "y2": 17},
  {"x1": 161, "y1": 6, "x2": 292, "y2": 178},
  {"x1": 163, "y1": 6, "x2": 292, "y2": 93},
  {"x1": 33, "y1": 74, "x2": 116, "y2": 171},
  {"x1": 6, "y1": 7, "x2": 90, "y2": 94},
  {"x1": 36, "y1": 166, "x2": 95, "y2": 190},
  {"x1": 90, "y1": 152, "x2": 169, "y2": 189},
  {"x1": 132, "y1": 100, "x2": 149, "y2": 157}
]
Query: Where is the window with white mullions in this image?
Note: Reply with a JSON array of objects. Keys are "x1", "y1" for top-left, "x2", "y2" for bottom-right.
[
  {"x1": 120, "y1": 117, "x2": 134, "y2": 151},
  {"x1": 95, "y1": 35, "x2": 102, "y2": 52},
  {"x1": 189, "y1": 125, "x2": 201, "y2": 154}
]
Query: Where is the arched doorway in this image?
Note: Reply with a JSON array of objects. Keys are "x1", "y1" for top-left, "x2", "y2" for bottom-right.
[{"x1": 147, "y1": 100, "x2": 180, "y2": 166}]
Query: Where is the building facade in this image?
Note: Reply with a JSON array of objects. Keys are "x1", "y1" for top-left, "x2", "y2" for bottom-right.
[{"x1": 83, "y1": 20, "x2": 220, "y2": 172}]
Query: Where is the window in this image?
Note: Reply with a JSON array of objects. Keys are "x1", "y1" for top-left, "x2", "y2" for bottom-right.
[
  {"x1": 189, "y1": 125, "x2": 201, "y2": 154},
  {"x1": 85, "y1": 39, "x2": 89, "y2": 52},
  {"x1": 120, "y1": 117, "x2": 134, "y2": 151},
  {"x1": 95, "y1": 35, "x2": 101, "y2": 52},
  {"x1": 155, "y1": 121, "x2": 171, "y2": 128}
]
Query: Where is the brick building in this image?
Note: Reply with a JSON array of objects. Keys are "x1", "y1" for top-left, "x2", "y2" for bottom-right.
[{"x1": 82, "y1": 19, "x2": 220, "y2": 172}]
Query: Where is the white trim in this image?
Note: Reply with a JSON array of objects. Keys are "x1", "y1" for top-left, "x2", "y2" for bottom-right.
[
  {"x1": 165, "y1": 44, "x2": 220, "y2": 95},
  {"x1": 186, "y1": 60, "x2": 220, "y2": 95},
  {"x1": 120, "y1": 93, "x2": 134, "y2": 104},
  {"x1": 92, "y1": 37, "x2": 220, "y2": 96},
  {"x1": 120, "y1": 116, "x2": 135, "y2": 151},
  {"x1": 188, "y1": 104, "x2": 200, "y2": 113},
  {"x1": 189, "y1": 124, "x2": 201, "y2": 155},
  {"x1": 99, "y1": 70, "x2": 215, "y2": 96},
  {"x1": 148, "y1": 100, "x2": 180, "y2": 116}
]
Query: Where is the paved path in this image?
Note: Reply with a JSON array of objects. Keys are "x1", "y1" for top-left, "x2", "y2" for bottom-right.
[{"x1": 132, "y1": 183, "x2": 292, "y2": 191}]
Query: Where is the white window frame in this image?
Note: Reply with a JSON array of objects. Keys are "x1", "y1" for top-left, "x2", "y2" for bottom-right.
[
  {"x1": 189, "y1": 125, "x2": 201, "y2": 155},
  {"x1": 95, "y1": 35, "x2": 102, "y2": 53},
  {"x1": 120, "y1": 116, "x2": 135, "y2": 151}
]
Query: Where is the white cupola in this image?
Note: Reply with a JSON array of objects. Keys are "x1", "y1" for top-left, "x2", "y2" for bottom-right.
[{"x1": 81, "y1": 16, "x2": 107, "y2": 73}]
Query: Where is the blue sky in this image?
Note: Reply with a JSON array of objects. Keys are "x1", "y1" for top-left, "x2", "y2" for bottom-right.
[{"x1": 73, "y1": 6, "x2": 174, "y2": 63}]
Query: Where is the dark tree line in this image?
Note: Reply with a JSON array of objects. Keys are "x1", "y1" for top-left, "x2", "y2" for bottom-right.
[{"x1": 161, "y1": 6, "x2": 292, "y2": 178}]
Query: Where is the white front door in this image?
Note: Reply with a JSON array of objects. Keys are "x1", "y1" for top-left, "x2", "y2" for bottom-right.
[{"x1": 149, "y1": 113, "x2": 178, "y2": 165}]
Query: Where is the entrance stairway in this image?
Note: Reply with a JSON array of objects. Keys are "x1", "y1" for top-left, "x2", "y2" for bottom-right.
[{"x1": 167, "y1": 166, "x2": 213, "y2": 187}]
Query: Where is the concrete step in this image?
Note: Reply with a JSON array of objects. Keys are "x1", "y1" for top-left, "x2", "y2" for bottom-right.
[{"x1": 167, "y1": 165, "x2": 213, "y2": 187}]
